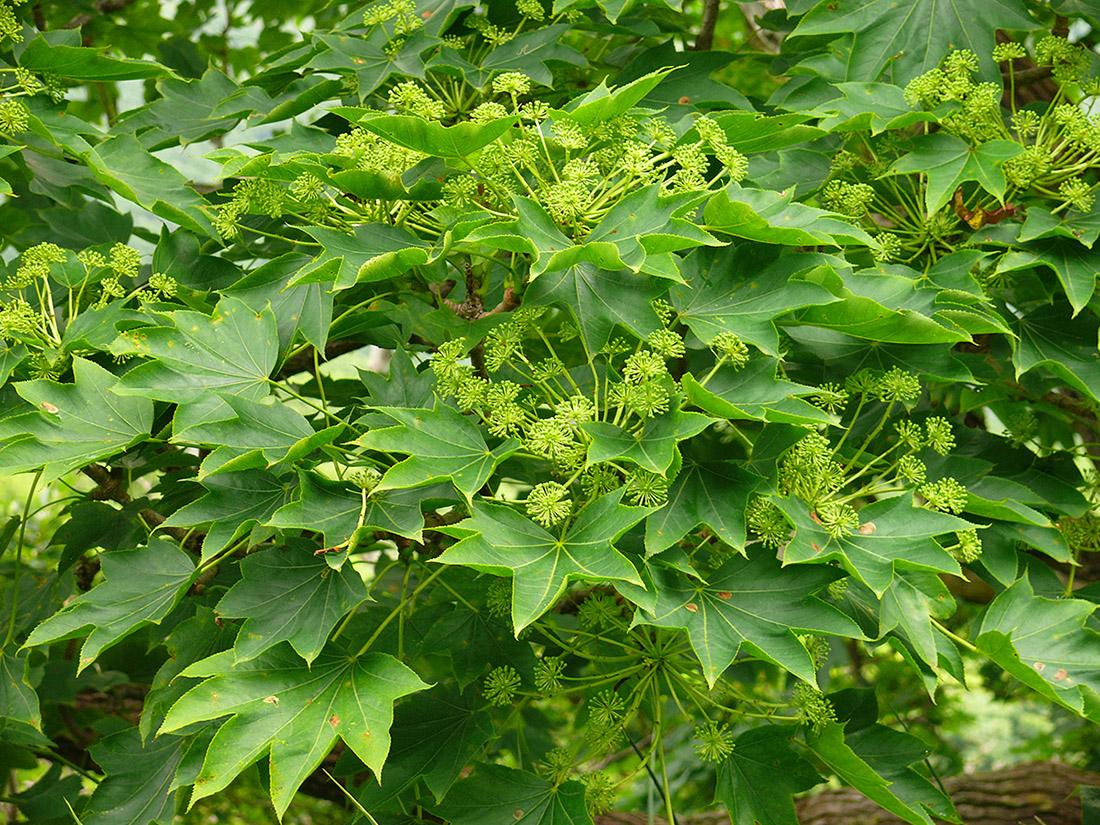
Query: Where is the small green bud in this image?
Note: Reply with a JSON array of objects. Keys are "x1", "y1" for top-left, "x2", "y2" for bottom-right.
[
  {"x1": 526, "y1": 481, "x2": 572, "y2": 527},
  {"x1": 534, "y1": 656, "x2": 564, "y2": 694},
  {"x1": 693, "y1": 721, "x2": 735, "y2": 763},
  {"x1": 920, "y1": 477, "x2": 968, "y2": 514},
  {"x1": 483, "y1": 665, "x2": 521, "y2": 705},
  {"x1": 624, "y1": 469, "x2": 668, "y2": 507}
]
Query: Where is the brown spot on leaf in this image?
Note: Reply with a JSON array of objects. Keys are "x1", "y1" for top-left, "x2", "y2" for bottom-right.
[
  {"x1": 678, "y1": 96, "x2": 691, "y2": 105},
  {"x1": 41, "y1": 402, "x2": 59, "y2": 414},
  {"x1": 263, "y1": 696, "x2": 279, "y2": 706},
  {"x1": 329, "y1": 714, "x2": 340, "y2": 727},
  {"x1": 1054, "y1": 669, "x2": 1068, "y2": 681},
  {"x1": 685, "y1": 603, "x2": 699, "y2": 613},
  {"x1": 1034, "y1": 662, "x2": 1045, "y2": 672},
  {"x1": 858, "y1": 522, "x2": 876, "y2": 534},
  {"x1": 718, "y1": 591, "x2": 732, "y2": 600}
]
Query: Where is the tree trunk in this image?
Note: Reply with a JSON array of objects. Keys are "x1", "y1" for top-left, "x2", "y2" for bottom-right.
[{"x1": 595, "y1": 760, "x2": 1099, "y2": 825}]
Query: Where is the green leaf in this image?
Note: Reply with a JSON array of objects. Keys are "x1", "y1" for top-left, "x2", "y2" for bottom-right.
[
  {"x1": 309, "y1": 29, "x2": 437, "y2": 97},
  {"x1": 226, "y1": 252, "x2": 334, "y2": 352},
  {"x1": 481, "y1": 24, "x2": 586, "y2": 85},
  {"x1": 558, "y1": 69, "x2": 673, "y2": 129},
  {"x1": 421, "y1": 604, "x2": 537, "y2": 688},
  {"x1": 614, "y1": 42, "x2": 754, "y2": 115},
  {"x1": 293, "y1": 223, "x2": 431, "y2": 290},
  {"x1": 163, "y1": 470, "x2": 296, "y2": 562},
  {"x1": 358, "y1": 346, "x2": 436, "y2": 409},
  {"x1": 23, "y1": 540, "x2": 195, "y2": 673},
  {"x1": 432, "y1": 763, "x2": 592, "y2": 825},
  {"x1": 113, "y1": 297, "x2": 279, "y2": 404},
  {"x1": 359, "y1": 401, "x2": 518, "y2": 499},
  {"x1": 437, "y1": 490, "x2": 649, "y2": 633},
  {"x1": 806, "y1": 722, "x2": 952, "y2": 825},
  {"x1": 635, "y1": 551, "x2": 862, "y2": 686},
  {"x1": 351, "y1": 112, "x2": 516, "y2": 159},
  {"x1": 18, "y1": 37, "x2": 170, "y2": 81},
  {"x1": 887, "y1": 134, "x2": 1023, "y2": 215},
  {"x1": 121, "y1": 67, "x2": 244, "y2": 150},
  {"x1": 269, "y1": 470, "x2": 438, "y2": 550},
  {"x1": 977, "y1": 575, "x2": 1100, "y2": 721},
  {"x1": 523, "y1": 261, "x2": 665, "y2": 354},
  {"x1": 0, "y1": 654, "x2": 41, "y2": 731},
  {"x1": 581, "y1": 410, "x2": 712, "y2": 474},
  {"x1": 879, "y1": 571, "x2": 956, "y2": 668},
  {"x1": 82, "y1": 134, "x2": 217, "y2": 238},
  {"x1": 160, "y1": 644, "x2": 428, "y2": 818},
  {"x1": 794, "y1": 265, "x2": 978, "y2": 344},
  {"x1": 0, "y1": 358, "x2": 152, "y2": 481},
  {"x1": 359, "y1": 687, "x2": 494, "y2": 806},
  {"x1": 707, "y1": 111, "x2": 825, "y2": 154},
  {"x1": 80, "y1": 729, "x2": 186, "y2": 825},
  {"x1": 789, "y1": 0, "x2": 1036, "y2": 84},
  {"x1": 1012, "y1": 302, "x2": 1100, "y2": 404},
  {"x1": 465, "y1": 197, "x2": 578, "y2": 279},
  {"x1": 1018, "y1": 203, "x2": 1100, "y2": 249},
  {"x1": 774, "y1": 493, "x2": 968, "y2": 596},
  {"x1": 682, "y1": 359, "x2": 834, "y2": 425},
  {"x1": 714, "y1": 726, "x2": 823, "y2": 825},
  {"x1": 705, "y1": 185, "x2": 875, "y2": 247},
  {"x1": 173, "y1": 393, "x2": 338, "y2": 476},
  {"x1": 670, "y1": 247, "x2": 840, "y2": 356},
  {"x1": 140, "y1": 607, "x2": 234, "y2": 740},
  {"x1": 215, "y1": 540, "x2": 369, "y2": 664},
  {"x1": 816, "y1": 82, "x2": 938, "y2": 135},
  {"x1": 578, "y1": 186, "x2": 723, "y2": 279},
  {"x1": 644, "y1": 455, "x2": 761, "y2": 555},
  {"x1": 999, "y1": 238, "x2": 1100, "y2": 314}
]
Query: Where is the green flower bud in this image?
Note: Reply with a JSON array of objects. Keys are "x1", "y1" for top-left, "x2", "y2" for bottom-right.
[{"x1": 483, "y1": 665, "x2": 521, "y2": 706}]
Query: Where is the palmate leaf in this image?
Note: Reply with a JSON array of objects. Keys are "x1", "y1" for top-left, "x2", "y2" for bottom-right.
[
  {"x1": 292, "y1": 223, "x2": 431, "y2": 290},
  {"x1": 888, "y1": 134, "x2": 1023, "y2": 215},
  {"x1": 480, "y1": 24, "x2": 586, "y2": 85},
  {"x1": 682, "y1": 359, "x2": 833, "y2": 425},
  {"x1": 23, "y1": 540, "x2": 196, "y2": 674},
  {"x1": 999, "y1": 237, "x2": 1100, "y2": 314},
  {"x1": 645, "y1": 454, "x2": 762, "y2": 555},
  {"x1": 160, "y1": 643, "x2": 428, "y2": 818},
  {"x1": 634, "y1": 551, "x2": 862, "y2": 686},
  {"x1": 789, "y1": 0, "x2": 1036, "y2": 84},
  {"x1": 163, "y1": 469, "x2": 296, "y2": 562},
  {"x1": 81, "y1": 134, "x2": 217, "y2": 238},
  {"x1": 80, "y1": 728, "x2": 187, "y2": 825},
  {"x1": 215, "y1": 541, "x2": 370, "y2": 664},
  {"x1": 715, "y1": 726, "x2": 823, "y2": 825},
  {"x1": 670, "y1": 246, "x2": 840, "y2": 356},
  {"x1": 0, "y1": 358, "x2": 152, "y2": 481},
  {"x1": 1012, "y1": 302, "x2": 1100, "y2": 404},
  {"x1": 806, "y1": 722, "x2": 956, "y2": 825},
  {"x1": 816, "y1": 82, "x2": 939, "y2": 135},
  {"x1": 113, "y1": 296, "x2": 279, "y2": 404},
  {"x1": 359, "y1": 401, "x2": 519, "y2": 499},
  {"x1": 774, "y1": 493, "x2": 969, "y2": 596},
  {"x1": 557, "y1": 69, "x2": 673, "y2": 129},
  {"x1": 1018, "y1": 203, "x2": 1100, "y2": 248},
  {"x1": 879, "y1": 571, "x2": 956, "y2": 668},
  {"x1": 268, "y1": 470, "x2": 442, "y2": 550},
  {"x1": 523, "y1": 260, "x2": 666, "y2": 353},
  {"x1": 437, "y1": 490, "x2": 651, "y2": 633},
  {"x1": 976, "y1": 575, "x2": 1100, "y2": 721},
  {"x1": 173, "y1": 393, "x2": 342, "y2": 478},
  {"x1": 350, "y1": 112, "x2": 516, "y2": 159},
  {"x1": 0, "y1": 654, "x2": 41, "y2": 731},
  {"x1": 704, "y1": 185, "x2": 875, "y2": 247},
  {"x1": 18, "y1": 35, "x2": 170, "y2": 81},
  {"x1": 581, "y1": 410, "x2": 713, "y2": 474},
  {"x1": 432, "y1": 763, "x2": 591, "y2": 825},
  {"x1": 358, "y1": 687, "x2": 494, "y2": 807}
]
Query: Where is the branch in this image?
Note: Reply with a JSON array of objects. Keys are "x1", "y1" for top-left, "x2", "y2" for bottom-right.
[{"x1": 694, "y1": 0, "x2": 721, "y2": 50}]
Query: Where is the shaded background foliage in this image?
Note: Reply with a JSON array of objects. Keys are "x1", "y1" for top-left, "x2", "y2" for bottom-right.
[{"x1": 2, "y1": 0, "x2": 1100, "y2": 823}]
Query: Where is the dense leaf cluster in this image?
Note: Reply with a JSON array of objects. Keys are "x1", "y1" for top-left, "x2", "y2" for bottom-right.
[{"x1": 1, "y1": 0, "x2": 1100, "y2": 822}]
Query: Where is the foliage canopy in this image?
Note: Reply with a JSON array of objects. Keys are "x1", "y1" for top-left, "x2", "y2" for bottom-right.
[{"x1": 2, "y1": 0, "x2": 1100, "y2": 822}]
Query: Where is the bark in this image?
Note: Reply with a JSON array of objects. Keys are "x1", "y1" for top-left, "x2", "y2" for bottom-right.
[{"x1": 594, "y1": 760, "x2": 1099, "y2": 825}]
